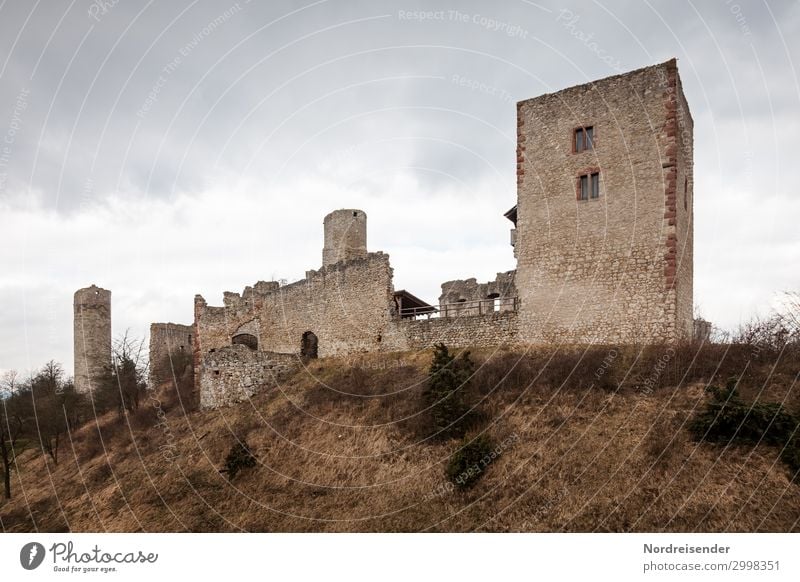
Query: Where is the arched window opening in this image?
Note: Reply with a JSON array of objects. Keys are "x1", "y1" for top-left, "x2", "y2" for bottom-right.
[{"x1": 232, "y1": 333, "x2": 258, "y2": 350}]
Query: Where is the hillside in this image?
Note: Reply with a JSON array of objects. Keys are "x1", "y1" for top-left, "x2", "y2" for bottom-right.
[{"x1": 1, "y1": 345, "x2": 799, "y2": 532}]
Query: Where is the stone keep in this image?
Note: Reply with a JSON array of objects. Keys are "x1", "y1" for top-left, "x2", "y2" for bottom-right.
[
  {"x1": 514, "y1": 59, "x2": 693, "y2": 343},
  {"x1": 322, "y1": 209, "x2": 367, "y2": 267},
  {"x1": 73, "y1": 285, "x2": 112, "y2": 393}
]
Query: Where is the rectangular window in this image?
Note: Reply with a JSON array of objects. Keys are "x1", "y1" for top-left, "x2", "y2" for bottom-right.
[
  {"x1": 575, "y1": 126, "x2": 594, "y2": 152},
  {"x1": 579, "y1": 172, "x2": 600, "y2": 200}
]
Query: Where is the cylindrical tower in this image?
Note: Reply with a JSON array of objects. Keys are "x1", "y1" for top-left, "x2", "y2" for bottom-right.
[
  {"x1": 73, "y1": 285, "x2": 111, "y2": 393},
  {"x1": 322, "y1": 209, "x2": 367, "y2": 267}
]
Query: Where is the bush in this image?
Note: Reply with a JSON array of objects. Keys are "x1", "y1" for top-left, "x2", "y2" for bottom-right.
[
  {"x1": 424, "y1": 344, "x2": 475, "y2": 439},
  {"x1": 781, "y1": 437, "x2": 800, "y2": 480},
  {"x1": 690, "y1": 379, "x2": 797, "y2": 446},
  {"x1": 222, "y1": 440, "x2": 257, "y2": 480},
  {"x1": 690, "y1": 378, "x2": 799, "y2": 478},
  {"x1": 445, "y1": 434, "x2": 499, "y2": 490}
]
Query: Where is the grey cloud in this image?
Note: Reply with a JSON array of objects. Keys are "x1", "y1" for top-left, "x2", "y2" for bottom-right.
[{"x1": 1, "y1": 0, "x2": 798, "y2": 374}]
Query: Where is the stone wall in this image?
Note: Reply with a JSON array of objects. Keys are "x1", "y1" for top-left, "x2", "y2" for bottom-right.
[
  {"x1": 73, "y1": 285, "x2": 111, "y2": 393},
  {"x1": 693, "y1": 318, "x2": 712, "y2": 342},
  {"x1": 514, "y1": 59, "x2": 693, "y2": 344},
  {"x1": 194, "y1": 252, "x2": 399, "y2": 361},
  {"x1": 439, "y1": 271, "x2": 517, "y2": 318},
  {"x1": 148, "y1": 322, "x2": 194, "y2": 388},
  {"x1": 672, "y1": 65, "x2": 695, "y2": 341},
  {"x1": 199, "y1": 345, "x2": 298, "y2": 408},
  {"x1": 396, "y1": 311, "x2": 519, "y2": 350}
]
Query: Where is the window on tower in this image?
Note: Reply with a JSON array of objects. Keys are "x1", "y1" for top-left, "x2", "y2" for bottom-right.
[
  {"x1": 574, "y1": 126, "x2": 594, "y2": 152},
  {"x1": 578, "y1": 172, "x2": 601, "y2": 201}
]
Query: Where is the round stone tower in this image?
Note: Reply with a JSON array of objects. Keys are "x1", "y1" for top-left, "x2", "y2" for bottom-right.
[
  {"x1": 73, "y1": 285, "x2": 112, "y2": 393},
  {"x1": 322, "y1": 209, "x2": 367, "y2": 267}
]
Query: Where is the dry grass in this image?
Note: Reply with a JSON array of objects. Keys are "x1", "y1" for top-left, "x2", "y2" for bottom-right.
[{"x1": 1, "y1": 345, "x2": 798, "y2": 532}]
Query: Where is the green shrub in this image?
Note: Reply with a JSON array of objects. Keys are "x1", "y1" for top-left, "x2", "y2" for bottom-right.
[
  {"x1": 780, "y1": 437, "x2": 800, "y2": 480},
  {"x1": 222, "y1": 440, "x2": 257, "y2": 480},
  {"x1": 424, "y1": 344, "x2": 475, "y2": 439},
  {"x1": 691, "y1": 378, "x2": 799, "y2": 478},
  {"x1": 690, "y1": 379, "x2": 797, "y2": 446},
  {"x1": 446, "y1": 435, "x2": 499, "y2": 490}
]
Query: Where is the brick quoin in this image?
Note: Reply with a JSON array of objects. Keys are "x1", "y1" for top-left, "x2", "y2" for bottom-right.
[
  {"x1": 663, "y1": 59, "x2": 679, "y2": 292},
  {"x1": 516, "y1": 102, "x2": 526, "y2": 186}
]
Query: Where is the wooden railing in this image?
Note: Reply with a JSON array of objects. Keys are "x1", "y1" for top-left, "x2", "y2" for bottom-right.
[{"x1": 399, "y1": 297, "x2": 518, "y2": 320}]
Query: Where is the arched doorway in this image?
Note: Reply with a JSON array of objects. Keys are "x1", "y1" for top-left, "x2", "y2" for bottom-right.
[{"x1": 301, "y1": 331, "x2": 318, "y2": 359}]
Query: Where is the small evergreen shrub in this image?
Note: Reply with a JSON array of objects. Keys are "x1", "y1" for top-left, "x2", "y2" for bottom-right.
[
  {"x1": 690, "y1": 378, "x2": 799, "y2": 478},
  {"x1": 222, "y1": 440, "x2": 257, "y2": 480},
  {"x1": 446, "y1": 435, "x2": 499, "y2": 490},
  {"x1": 424, "y1": 343, "x2": 475, "y2": 439},
  {"x1": 690, "y1": 379, "x2": 797, "y2": 446},
  {"x1": 780, "y1": 437, "x2": 800, "y2": 480}
]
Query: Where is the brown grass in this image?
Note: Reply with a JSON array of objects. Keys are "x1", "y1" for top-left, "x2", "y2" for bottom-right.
[{"x1": 1, "y1": 344, "x2": 798, "y2": 532}]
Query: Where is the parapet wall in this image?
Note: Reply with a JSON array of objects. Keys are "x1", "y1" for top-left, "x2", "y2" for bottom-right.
[
  {"x1": 199, "y1": 345, "x2": 298, "y2": 408},
  {"x1": 439, "y1": 271, "x2": 517, "y2": 318},
  {"x1": 396, "y1": 311, "x2": 519, "y2": 350},
  {"x1": 148, "y1": 322, "x2": 194, "y2": 388}
]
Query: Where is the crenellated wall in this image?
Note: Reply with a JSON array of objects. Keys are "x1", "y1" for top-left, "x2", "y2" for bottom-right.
[{"x1": 194, "y1": 252, "x2": 400, "y2": 362}]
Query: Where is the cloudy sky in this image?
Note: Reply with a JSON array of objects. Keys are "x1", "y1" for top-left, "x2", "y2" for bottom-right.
[{"x1": 0, "y1": 0, "x2": 798, "y2": 377}]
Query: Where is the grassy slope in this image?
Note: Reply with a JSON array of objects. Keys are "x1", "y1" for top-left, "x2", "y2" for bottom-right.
[{"x1": 1, "y1": 347, "x2": 798, "y2": 532}]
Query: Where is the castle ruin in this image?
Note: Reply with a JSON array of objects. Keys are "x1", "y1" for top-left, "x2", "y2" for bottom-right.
[{"x1": 75, "y1": 59, "x2": 695, "y2": 408}]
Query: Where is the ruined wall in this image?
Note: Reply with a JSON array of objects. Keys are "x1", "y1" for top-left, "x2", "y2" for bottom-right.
[
  {"x1": 439, "y1": 271, "x2": 517, "y2": 318},
  {"x1": 693, "y1": 318, "x2": 711, "y2": 342},
  {"x1": 73, "y1": 285, "x2": 111, "y2": 393},
  {"x1": 672, "y1": 66, "x2": 695, "y2": 341},
  {"x1": 200, "y1": 345, "x2": 298, "y2": 408},
  {"x1": 396, "y1": 311, "x2": 519, "y2": 349},
  {"x1": 194, "y1": 252, "x2": 399, "y2": 361},
  {"x1": 515, "y1": 59, "x2": 693, "y2": 344},
  {"x1": 322, "y1": 209, "x2": 368, "y2": 268},
  {"x1": 148, "y1": 322, "x2": 194, "y2": 388}
]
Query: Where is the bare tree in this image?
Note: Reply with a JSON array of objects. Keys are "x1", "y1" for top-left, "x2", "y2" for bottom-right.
[
  {"x1": 1, "y1": 371, "x2": 29, "y2": 499},
  {"x1": 94, "y1": 331, "x2": 148, "y2": 416},
  {"x1": 776, "y1": 291, "x2": 800, "y2": 338}
]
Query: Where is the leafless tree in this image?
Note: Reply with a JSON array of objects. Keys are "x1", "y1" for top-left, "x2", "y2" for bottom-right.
[
  {"x1": 1, "y1": 370, "x2": 28, "y2": 499},
  {"x1": 776, "y1": 291, "x2": 800, "y2": 338}
]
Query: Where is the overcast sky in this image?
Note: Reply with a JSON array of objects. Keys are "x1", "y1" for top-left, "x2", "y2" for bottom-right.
[{"x1": 0, "y1": 0, "x2": 798, "y2": 377}]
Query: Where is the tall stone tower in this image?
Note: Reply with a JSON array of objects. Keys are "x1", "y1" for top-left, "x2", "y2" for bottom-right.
[
  {"x1": 73, "y1": 285, "x2": 112, "y2": 393},
  {"x1": 513, "y1": 59, "x2": 693, "y2": 343},
  {"x1": 322, "y1": 209, "x2": 367, "y2": 267}
]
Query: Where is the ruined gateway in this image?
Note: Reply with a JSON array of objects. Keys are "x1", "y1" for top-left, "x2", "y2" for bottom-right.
[{"x1": 75, "y1": 59, "x2": 694, "y2": 408}]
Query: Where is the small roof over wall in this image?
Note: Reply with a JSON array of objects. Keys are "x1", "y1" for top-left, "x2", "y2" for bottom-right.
[
  {"x1": 504, "y1": 205, "x2": 517, "y2": 226},
  {"x1": 394, "y1": 290, "x2": 437, "y2": 318}
]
